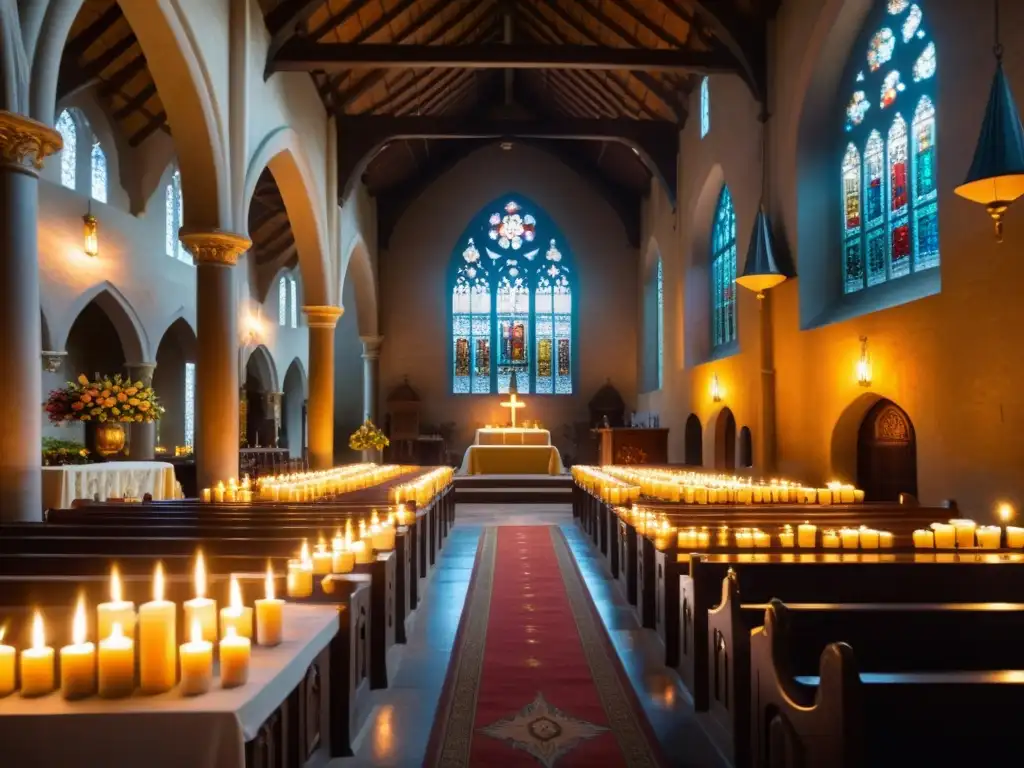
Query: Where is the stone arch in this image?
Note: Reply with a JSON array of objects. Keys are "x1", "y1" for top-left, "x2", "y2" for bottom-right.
[
  {"x1": 243, "y1": 344, "x2": 279, "y2": 393},
  {"x1": 244, "y1": 128, "x2": 331, "y2": 306},
  {"x1": 344, "y1": 237, "x2": 378, "y2": 338},
  {"x1": 856, "y1": 399, "x2": 917, "y2": 502},
  {"x1": 684, "y1": 414, "x2": 703, "y2": 466},
  {"x1": 685, "y1": 164, "x2": 727, "y2": 366},
  {"x1": 832, "y1": 393, "x2": 918, "y2": 501},
  {"x1": 41, "y1": 309, "x2": 52, "y2": 351},
  {"x1": 709, "y1": 405, "x2": 737, "y2": 471},
  {"x1": 152, "y1": 317, "x2": 197, "y2": 453},
  {"x1": 34, "y1": 0, "x2": 229, "y2": 230},
  {"x1": 281, "y1": 357, "x2": 307, "y2": 459},
  {"x1": 153, "y1": 307, "x2": 196, "y2": 347},
  {"x1": 56, "y1": 282, "x2": 148, "y2": 363},
  {"x1": 738, "y1": 426, "x2": 753, "y2": 469}
]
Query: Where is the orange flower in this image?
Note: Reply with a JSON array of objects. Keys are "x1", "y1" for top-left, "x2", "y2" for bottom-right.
[
  {"x1": 124, "y1": 387, "x2": 138, "y2": 396},
  {"x1": 134, "y1": 414, "x2": 143, "y2": 422},
  {"x1": 112, "y1": 385, "x2": 121, "y2": 394},
  {"x1": 138, "y1": 402, "x2": 151, "y2": 412},
  {"x1": 80, "y1": 394, "x2": 92, "y2": 403},
  {"x1": 77, "y1": 374, "x2": 89, "y2": 386},
  {"x1": 117, "y1": 392, "x2": 127, "y2": 402},
  {"x1": 128, "y1": 397, "x2": 140, "y2": 406},
  {"x1": 104, "y1": 397, "x2": 117, "y2": 408},
  {"x1": 100, "y1": 390, "x2": 111, "y2": 398},
  {"x1": 87, "y1": 389, "x2": 99, "y2": 397},
  {"x1": 71, "y1": 402, "x2": 84, "y2": 411}
]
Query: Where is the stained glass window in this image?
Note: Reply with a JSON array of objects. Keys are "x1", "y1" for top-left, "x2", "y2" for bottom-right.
[
  {"x1": 657, "y1": 259, "x2": 663, "y2": 389},
  {"x1": 711, "y1": 186, "x2": 737, "y2": 348},
  {"x1": 452, "y1": 199, "x2": 574, "y2": 394},
  {"x1": 841, "y1": 1, "x2": 938, "y2": 295},
  {"x1": 290, "y1": 277, "x2": 298, "y2": 328},
  {"x1": 279, "y1": 277, "x2": 287, "y2": 326},
  {"x1": 90, "y1": 139, "x2": 107, "y2": 202},
  {"x1": 56, "y1": 110, "x2": 76, "y2": 190},
  {"x1": 700, "y1": 77, "x2": 710, "y2": 138},
  {"x1": 184, "y1": 362, "x2": 196, "y2": 452},
  {"x1": 166, "y1": 169, "x2": 189, "y2": 263}
]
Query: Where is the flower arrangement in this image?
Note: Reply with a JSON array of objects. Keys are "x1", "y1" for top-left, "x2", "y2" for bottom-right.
[
  {"x1": 44, "y1": 373, "x2": 165, "y2": 425},
  {"x1": 42, "y1": 437, "x2": 90, "y2": 466},
  {"x1": 349, "y1": 420, "x2": 390, "y2": 452}
]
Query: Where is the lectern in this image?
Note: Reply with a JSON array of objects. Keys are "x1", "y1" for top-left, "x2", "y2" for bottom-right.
[{"x1": 595, "y1": 428, "x2": 669, "y2": 466}]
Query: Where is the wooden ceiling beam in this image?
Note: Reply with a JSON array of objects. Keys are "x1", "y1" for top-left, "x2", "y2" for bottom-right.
[
  {"x1": 99, "y1": 55, "x2": 147, "y2": 97},
  {"x1": 62, "y1": 5, "x2": 123, "y2": 63},
  {"x1": 602, "y1": 0, "x2": 686, "y2": 49},
  {"x1": 271, "y1": 40, "x2": 737, "y2": 74},
  {"x1": 265, "y1": 0, "x2": 325, "y2": 60},
  {"x1": 113, "y1": 83, "x2": 155, "y2": 120},
  {"x1": 59, "y1": 32, "x2": 138, "y2": 100},
  {"x1": 128, "y1": 109, "x2": 166, "y2": 147},
  {"x1": 688, "y1": 0, "x2": 767, "y2": 104},
  {"x1": 307, "y1": 0, "x2": 375, "y2": 41}
]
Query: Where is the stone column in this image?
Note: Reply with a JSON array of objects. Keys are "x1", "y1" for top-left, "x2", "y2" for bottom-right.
[
  {"x1": 360, "y1": 336, "x2": 383, "y2": 424},
  {"x1": 124, "y1": 362, "x2": 157, "y2": 460},
  {"x1": 180, "y1": 231, "x2": 251, "y2": 491},
  {"x1": 0, "y1": 112, "x2": 61, "y2": 521},
  {"x1": 304, "y1": 305, "x2": 343, "y2": 470}
]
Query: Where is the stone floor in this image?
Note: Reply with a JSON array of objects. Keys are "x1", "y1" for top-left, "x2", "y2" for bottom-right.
[{"x1": 330, "y1": 504, "x2": 727, "y2": 767}]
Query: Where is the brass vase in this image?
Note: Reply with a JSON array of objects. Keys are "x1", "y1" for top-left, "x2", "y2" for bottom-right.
[{"x1": 93, "y1": 423, "x2": 126, "y2": 458}]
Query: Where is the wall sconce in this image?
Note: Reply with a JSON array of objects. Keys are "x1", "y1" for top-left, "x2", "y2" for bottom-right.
[
  {"x1": 711, "y1": 373, "x2": 722, "y2": 403},
  {"x1": 856, "y1": 336, "x2": 872, "y2": 387},
  {"x1": 82, "y1": 202, "x2": 98, "y2": 257},
  {"x1": 998, "y1": 502, "x2": 1015, "y2": 523},
  {"x1": 242, "y1": 310, "x2": 263, "y2": 346}
]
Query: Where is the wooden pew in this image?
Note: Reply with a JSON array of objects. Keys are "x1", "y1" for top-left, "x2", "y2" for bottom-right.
[
  {"x1": 0, "y1": 574, "x2": 369, "y2": 761},
  {"x1": 749, "y1": 601, "x2": 1024, "y2": 767},
  {"x1": 707, "y1": 570, "x2": 1024, "y2": 766}
]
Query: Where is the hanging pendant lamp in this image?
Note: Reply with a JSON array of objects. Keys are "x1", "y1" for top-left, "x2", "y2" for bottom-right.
[
  {"x1": 954, "y1": 0, "x2": 1024, "y2": 242},
  {"x1": 736, "y1": 205, "x2": 786, "y2": 298}
]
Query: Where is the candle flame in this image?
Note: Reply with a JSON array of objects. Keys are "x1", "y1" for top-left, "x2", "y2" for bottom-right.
[
  {"x1": 110, "y1": 622, "x2": 124, "y2": 642},
  {"x1": 300, "y1": 539, "x2": 310, "y2": 563},
  {"x1": 229, "y1": 576, "x2": 242, "y2": 610},
  {"x1": 32, "y1": 610, "x2": 45, "y2": 650},
  {"x1": 73, "y1": 594, "x2": 87, "y2": 645},
  {"x1": 111, "y1": 564, "x2": 123, "y2": 603},
  {"x1": 225, "y1": 625, "x2": 238, "y2": 640},
  {"x1": 999, "y1": 503, "x2": 1015, "y2": 522},
  {"x1": 265, "y1": 563, "x2": 275, "y2": 600},
  {"x1": 191, "y1": 618, "x2": 202, "y2": 645},
  {"x1": 194, "y1": 549, "x2": 207, "y2": 598},
  {"x1": 0, "y1": 624, "x2": 6, "y2": 644},
  {"x1": 154, "y1": 561, "x2": 165, "y2": 602}
]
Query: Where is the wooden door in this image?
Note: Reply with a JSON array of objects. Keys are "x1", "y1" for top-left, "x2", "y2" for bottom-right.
[
  {"x1": 857, "y1": 400, "x2": 917, "y2": 502},
  {"x1": 684, "y1": 414, "x2": 703, "y2": 465},
  {"x1": 715, "y1": 407, "x2": 736, "y2": 470}
]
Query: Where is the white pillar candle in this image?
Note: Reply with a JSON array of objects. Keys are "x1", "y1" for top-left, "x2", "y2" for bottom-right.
[
  {"x1": 219, "y1": 627, "x2": 251, "y2": 688},
  {"x1": 201, "y1": 488, "x2": 212, "y2": 503},
  {"x1": 256, "y1": 564, "x2": 284, "y2": 647},
  {"x1": 797, "y1": 523, "x2": 817, "y2": 548},
  {"x1": 371, "y1": 524, "x2": 396, "y2": 551},
  {"x1": 853, "y1": 489, "x2": 865, "y2": 503},
  {"x1": 879, "y1": 531, "x2": 894, "y2": 548},
  {"x1": 351, "y1": 540, "x2": 372, "y2": 564},
  {"x1": 822, "y1": 530, "x2": 840, "y2": 549},
  {"x1": 98, "y1": 622, "x2": 134, "y2": 699},
  {"x1": 332, "y1": 547, "x2": 355, "y2": 574},
  {"x1": 859, "y1": 529, "x2": 879, "y2": 549},
  {"x1": 753, "y1": 530, "x2": 770, "y2": 549},
  {"x1": 0, "y1": 631, "x2": 14, "y2": 697},
  {"x1": 312, "y1": 545, "x2": 333, "y2": 576},
  {"x1": 219, "y1": 577, "x2": 253, "y2": 640},
  {"x1": 20, "y1": 611, "x2": 54, "y2": 698},
  {"x1": 977, "y1": 526, "x2": 1002, "y2": 549},
  {"x1": 60, "y1": 596, "x2": 96, "y2": 700},
  {"x1": 183, "y1": 550, "x2": 218, "y2": 643},
  {"x1": 952, "y1": 521, "x2": 976, "y2": 548},
  {"x1": 1007, "y1": 527, "x2": 1024, "y2": 548},
  {"x1": 932, "y1": 524, "x2": 956, "y2": 549},
  {"x1": 840, "y1": 528, "x2": 859, "y2": 549},
  {"x1": 97, "y1": 565, "x2": 136, "y2": 642},
  {"x1": 179, "y1": 619, "x2": 213, "y2": 696},
  {"x1": 778, "y1": 528, "x2": 795, "y2": 548},
  {"x1": 735, "y1": 530, "x2": 753, "y2": 549},
  {"x1": 913, "y1": 529, "x2": 935, "y2": 549},
  {"x1": 817, "y1": 488, "x2": 832, "y2": 505},
  {"x1": 139, "y1": 562, "x2": 176, "y2": 694}
]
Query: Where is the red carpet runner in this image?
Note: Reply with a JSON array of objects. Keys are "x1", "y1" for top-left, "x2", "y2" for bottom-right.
[{"x1": 426, "y1": 526, "x2": 664, "y2": 767}]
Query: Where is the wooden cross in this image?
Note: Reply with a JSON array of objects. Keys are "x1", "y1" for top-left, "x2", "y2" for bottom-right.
[{"x1": 500, "y1": 392, "x2": 526, "y2": 428}]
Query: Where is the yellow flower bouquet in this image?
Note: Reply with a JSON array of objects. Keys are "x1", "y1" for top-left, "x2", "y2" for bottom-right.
[
  {"x1": 349, "y1": 420, "x2": 390, "y2": 451},
  {"x1": 44, "y1": 373, "x2": 165, "y2": 425}
]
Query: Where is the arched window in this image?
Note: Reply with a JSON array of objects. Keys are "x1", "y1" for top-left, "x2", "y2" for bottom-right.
[
  {"x1": 184, "y1": 362, "x2": 196, "y2": 452},
  {"x1": 700, "y1": 77, "x2": 710, "y2": 138},
  {"x1": 279, "y1": 277, "x2": 288, "y2": 326},
  {"x1": 90, "y1": 138, "x2": 107, "y2": 203},
  {"x1": 290, "y1": 277, "x2": 298, "y2": 328},
  {"x1": 278, "y1": 275, "x2": 299, "y2": 328},
  {"x1": 657, "y1": 258, "x2": 663, "y2": 389},
  {"x1": 842, "y1": 1, "x2": 938, "y2": 294},
  {"x1": 56, "y1": 109, "x2": 77, "y2": 190},
  {"x1": 450, "y1": 197, "x2": 575, "y2": 395},
  {"x1": 643, "y1": 257, "x2": 662, "y2": 392},
  {"x1": 165, "y1": 169, "x2": 188, "y2": 263},
  {"x1": 711, "y1": 186, "x2": 737, "y2": 348}
]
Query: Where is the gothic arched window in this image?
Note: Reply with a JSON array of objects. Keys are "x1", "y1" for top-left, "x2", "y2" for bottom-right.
[
  {"x1": 700, "y1": 77, "x2": 710, "y2": 139},
  {"x1": 450, "y1": 198, "x2": 575, "y2": 395},
  {"x1": 90, "y1": 138, "x2": 107, "y2": 203},
  {"x1": 711, "y1": 186, "x2": 737, "y2": 348},
  {"x1": 657, "y1": 258, "x2": 663, "y2": 388},
  {"x1": 56, "y1": 109, "x2": 77, "y2": 190},
  {"x1": 279, "y1": 276, "x2": 288, "y2": 326},
  {"x1": 165, "y1": 169, "x2": 188, "y2": 263},
  {"x1": 842, "y1": 1, "x2": 938, "y2": 294}
]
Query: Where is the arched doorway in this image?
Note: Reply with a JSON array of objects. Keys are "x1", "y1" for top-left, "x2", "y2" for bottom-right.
[
  {"x1": 244, "y1": 346, "x2": 279, "y2": 449},
  {"x1": 684, "y1": 414, "x2": 703, "y2": 466},
  {"x1": 738, "y1": 426, "x2": 753, "y2": 468},
  {"x1": 282, "y1": 359, "x2": 307, "y2": 461},
  {"x1": 153, "y1": 318, "x2": 197, "y2": 454},
  {"x1": 857, "y1": 399, "x2": 917, "y2": 502},
  {"x1": 713, "y1": 407, "x2": 736, "y2": 470}
]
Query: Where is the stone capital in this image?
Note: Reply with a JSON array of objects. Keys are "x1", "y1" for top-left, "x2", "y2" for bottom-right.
[
  {"x1": 0, "y1": 111, "x2": 62, "y2": 174},
  {"x1": 124, "y1": 362, "x2": 158, "y2": 385},
  {"x1": 303, "y1": 305, "x2": 343, "y2": 328},
  {"x1": 360, "y1": 335, "x2": 383, "y2": 359},
  {"x1": 179, "y1": 229, "x2": 251, "y2": 266}
]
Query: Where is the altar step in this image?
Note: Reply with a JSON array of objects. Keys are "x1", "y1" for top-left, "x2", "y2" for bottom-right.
[{"x1": 454, "y1": 474, "x2": 574, "y2": 504}]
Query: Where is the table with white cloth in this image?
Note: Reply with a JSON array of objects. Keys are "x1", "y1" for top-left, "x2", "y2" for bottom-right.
[
  {"x1": 0, "y1": 604, "x2": 338, "y2": 768},
  {"x1": 458, "y1": 428, "x2": 564, "y2": 475},
  {"x1": 41, "y1": 461, "x2": 182, "y2": 510}
]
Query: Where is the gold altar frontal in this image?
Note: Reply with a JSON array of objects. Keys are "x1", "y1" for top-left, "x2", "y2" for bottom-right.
[{"x1": 458, "y1": 427, "x2": 565, "y2": 475}]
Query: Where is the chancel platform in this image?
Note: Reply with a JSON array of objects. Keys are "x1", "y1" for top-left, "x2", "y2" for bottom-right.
[{"x1": 458, "y1": 428, "x2": 564, "y2": 475}]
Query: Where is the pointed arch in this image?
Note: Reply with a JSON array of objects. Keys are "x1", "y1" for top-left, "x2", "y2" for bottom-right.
[
  {"x1": 710, "y1": 406, "x2": 737, "y2": 471},
  {"x1": 243, "y1": 344, "x2": 279, "y2": 393},
  {"x1": 56, "y1": 282, "x2": 148, "y2": 363},
  {"x1": 684, "y1": 414, "x2": 703, "y2": 466},
  {"x1": 344, "y1": 238, "x2": 378, "y2": 338}
]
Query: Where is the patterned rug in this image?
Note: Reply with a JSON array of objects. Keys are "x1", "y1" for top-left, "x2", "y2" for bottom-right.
[{"x1": 425, "y1": 526, "x2": 664, "y2": 767}]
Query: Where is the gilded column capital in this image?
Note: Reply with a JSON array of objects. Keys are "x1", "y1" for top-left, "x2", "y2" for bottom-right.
[
  {"x1": 179, "y1": 229, "x2": 251, "y2": 266},
  {"x1": 0, "y1": 111, "x2": 62, "y2": 174},
  {"x1": 303, "y1": 305, "x2": 344, "y2": 328}
]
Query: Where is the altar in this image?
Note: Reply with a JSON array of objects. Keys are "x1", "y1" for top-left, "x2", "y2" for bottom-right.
[{"x1": 458, "y1": 428, "x2": 564, "y2": 475}]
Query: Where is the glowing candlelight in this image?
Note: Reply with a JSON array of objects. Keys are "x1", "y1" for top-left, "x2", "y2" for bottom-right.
[
  {"x1": 180, "y1": 619, "x2": 213, "y2": 696},
  {"x1": 60, "y1": 595, "x2": 97, "y2": 699},
  {"x1": 184, "y1": 550, "x2": 218, "y2": 643},
  {"x1": 219, "y1": 626, "x2": 250, "y2": 688},
  {"x1": 256, "y1": 563, "x2": 284, "y2": 647},
  {"x1": 20, "y1": 611, "x2": 54, "y2": 697},
  {"x1": 97, "y1": 564, "x2": 135, "y2": 642},
  {"x1": 139, "y1": 562, "x2": 176, "y2": 694},
  {"x1": 0, "y1": 627, "x2": 14, "y2": 697},
  {"x1": 219, "y1": 576, "x2": 253, "y2": 640},
  {"x1": 97, "y1": 621, "x2": 134, "y2": 699}
]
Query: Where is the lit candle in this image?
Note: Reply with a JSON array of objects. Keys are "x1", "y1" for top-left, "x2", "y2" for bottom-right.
[
  {"x1": 853, "y1": 489, "x2": 865, "y2": 503},
  {"x1": 351, "y1": 539, "x2": 372, "y2": 564},
  {"x1": 859, "y1": 529, "x2": 879, "y2": 549},
  {"x1": 998, "y1": 503, "x2": 1016, "y2": 523},
  {"x1": 879, "y1": 531, "x2": 893, "y2": 548},
  {"x1": 817, "y1": 488, "x2": 832, "y2": 505},
  {"x1": 840, "y1": 528, "x2": 859, "y2": 549},
  {"x1": 913, "y1": 529, "x2": 935, "y2": 549},
  {"x1": 256, "y1": 563, "x2": 284, "y2": 647},
  {"x1": 332, "y1": 543, "x2": 355, "y2": 574},
  {"x1": 735, "y1": 530, "x2": 753, "y2": 549},
  {"x1": 797, "y1": 522, "x2": 816, "y2": 548},
  {"x1": 219, "y1": 626, "x2": 250, "y2": 688},
  {"x1": 98, "y1": 622, "x2": 134, "y2": 699},
  {"x1": 213, "y1": 481, "x2": 225, "y2": 503},
  {"x1": 219, "y1": 576, "x2": 253, "y2": 640},
  {"x1": 287, "y1": 559, "x2": 313, "y2": 598},
  {"x1": 1007, "y1": 527, "x2": 1024, "y2": 548},
  {"x1": 778, "y1": 526, "x2": 795, "y2": 548},
  {"x1": 201, "y1": 488, "x2": 212, "y2": 503},
  {"x1": 97, "y1": 565, "x2": 135, "y2": 642},
  {"x1": 0, "y1": 627, "x2": 15, "y2": 697},
  {"x1": 139, "y1": 562, "x2": 176, "y2": 694},
  {"x1": 183, "y1": 550, "x2": 218, "y2": 643},
  {"x1": 20, "y1": 611, "x2": 54, "y2": 697},
  {"x1": 822, "y1": 530, "x2": 840, "y2": 549},
  {"x1": 752, "y1": 529, "x2": 770, "y2": 549},
  {"x1": 180, "y1": 618, "x2": 213, "y2": 696},
  {"x1": 951, "y1": 520, "x2": 976, "y2": 548},
  {"x1": 312, "y1": 538, "x2": 333, "y2": 576},
  {"x1": 371, "y1": 524, "x2": 396, "y2": 551},
  {"x1": 976, "y1": 526, "x2": 1002, "y2": 549},
  {"x1": 931, "y1": 524, "x2": 955, "y2": 549},
  {"x1": 60, "y1": 595, "x2": 96, "y2": 700}
]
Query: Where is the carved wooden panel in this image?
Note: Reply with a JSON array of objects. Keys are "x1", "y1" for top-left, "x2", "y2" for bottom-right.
[
  {"x1": 874, "y1": 404, "x2": 911, "y2": 443},
  {"x1": 247, "y1": 708, "x2": 283, "y2": 768},
  {"x1": 303, "y1": 663, "x2": 322, "y2": 759}
]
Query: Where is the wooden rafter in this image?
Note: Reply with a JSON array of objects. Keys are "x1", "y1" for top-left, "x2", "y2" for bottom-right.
[
  {"x1": 128, "y1": 109, "x2": 166, "y2": 147},
  {"x1": 265, "y1": 0, "x2": 324, "y2": 55},
  {"x1": 112, "y1": 83, "x2": 155, "y2": 120},
  {"x1": 417, "y1": 70, "x2": 478, "y2": 115},
  {"x1": 602, "y1": 0, "x2": 687, "y2": 49},
  {"x1": 307, "y1": 0, "x2": 376, "y2": 42},
  {"x1": 99, "y1": 55, "x2": 147, "y2": 97},
  {"x1": 59, "y1": 32, "x2": 138, "y2": 100},
  {"x1": 62, "y1": 5, "x2": 122, "y2": 63},
  {"x1": 687, "y1": 0, "x2": 767, "y2": 102}
]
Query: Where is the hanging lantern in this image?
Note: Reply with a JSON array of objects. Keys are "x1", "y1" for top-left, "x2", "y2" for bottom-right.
[
  {"x1": 735, "y1": 205, "x2": 787, "y2": 298},
  {"x1": 856, "y1": 336, "x2": 872, "y2": 387},
  {"x1": 711, "y1": 373, "x2": 722, "y2": 403},
  {"x1": 82, "y1": 203, "x2": 98, "y2": 257},
  {"x1": 954, "y1": 1, "x2": 1024, "y2": 242}
]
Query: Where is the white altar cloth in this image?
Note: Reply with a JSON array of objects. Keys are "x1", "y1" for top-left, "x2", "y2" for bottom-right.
[
  {"x1": 41, "y1": 461, "x2": 182, "y2": 510},
  {"x1": 473, "y1": 427, "x2": 551, "y2": 446},
  {"x1": 0, "y1": 604, "x2": 338, "y2": 768},
  {"x1": 459, "y1": 428, "x2": 563, "y2": 475}
]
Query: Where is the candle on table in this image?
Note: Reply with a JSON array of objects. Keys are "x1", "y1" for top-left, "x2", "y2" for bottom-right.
[
  {"x1": 840, "y1": 528, "x2": 859, "y2": 549},
  {"x1": 0, "y1": 627, "x2": 15, "y2": 697},
  {"x1": 20, "y1": 611, "x2": 54, "y2": 697},
  {"x1": 97, "y1": 565, "x2": 135, "y2": 642},
  {"x1": 180, "y1": 619, "x2": 213, "y2": 696},
  {"x1": 256, "y1": 563, "x2": 284, "y2": 647},
  {"x1": 951, "y1": 520, "x2": 976, "y2": 548},
  {"x1": 778, "y1": 526, "x2": 795, "y2": 548},
  {"x1": 859, "y1": 528, "x2": 880, "y2": 549},
  {"x1": 213, "y1": 481, "x2": 225, "y2": 503},
  {"x1": 797, "y1": 522, "x2": 817, "y2": 548},
  {"x1": 60, "y1": 595, "x2": 96, "y2": 700},
  {"x1": 139, "y1": 561, "x2": 176, "y2": 694},
  {"x1": 371, "y1": 523, "x2": 396, "y2": 551},
  {"x1": 1007, "y1": 527, "x2": 1024, "y2": 548},
  {"x1": 98, "y1": 622, "x2": 134, "y2": 699},
  {"x1": 753, "y1": 529, "x2": 770, "y2": 549},
  {"x1": 332, "y1": 542, "x2": 355, "y2": 574},
  {"x1": 817, "y1": 488, "x2": 832, "y2": 505},
  {"x1": 312, "y1": 538, "x2": 333, "y2": 576},
  {"x1": 931, "y1": 524, "x2": 956, "y2": 549},
  {"x1": 735, "y1": 530, "x2": 753, "y2": 549},
  {"x1": 351, "y1": 540, "x2": 372, "y2": 564},
  {"x1": 976, "y1": 525, "x2": 1002, "y2": 549},
  {"x1": 201, "y1": 488, "x2": 212, "y2": 503},
  {"x1": 220, "y1": 576, "x2": 253, "y2": 640},
  {"x1": 219, "y1": 626, "x2": 250, "y2": 688},
  {"x1": 822, "y1": 530, "x2": 840, "y2": 549},
  {"x1": 913, "y1": 529, "x2": 935, "y2": 549},
  {"x1": 183, "y1": 550, "x2": 218, "y2": 643},
  {"x1": 879, "y1": 531, "x2": 894, "y2": 548},
  {"x1": 287, "y1": 555, "x2": 313, "y2": 598}
]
